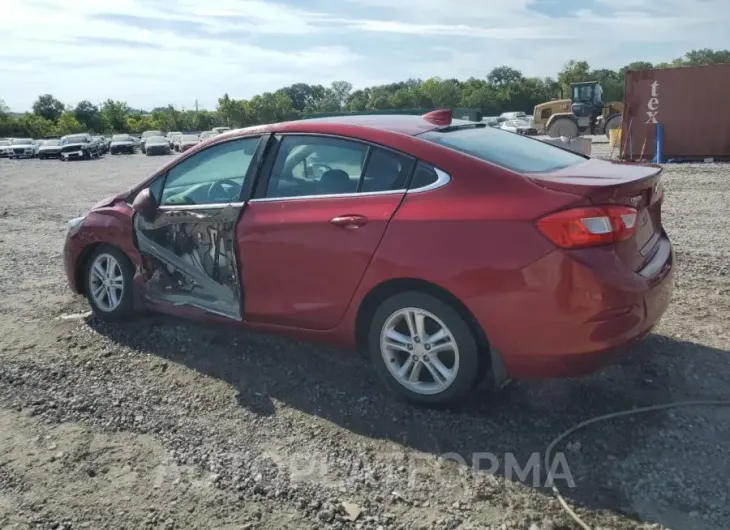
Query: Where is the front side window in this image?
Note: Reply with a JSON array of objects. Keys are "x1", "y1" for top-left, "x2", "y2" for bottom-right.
[
  {"x1": 160, "y1": 137, "x2": 260, "y2": 206},
  {"x1": 265, "y1": 135, "x2": 368, "y2": 199}
]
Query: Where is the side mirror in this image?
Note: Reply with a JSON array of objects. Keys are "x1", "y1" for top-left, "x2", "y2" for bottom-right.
[{"x1": 131, "y1": 188, "x2": 158, "y2": 220}]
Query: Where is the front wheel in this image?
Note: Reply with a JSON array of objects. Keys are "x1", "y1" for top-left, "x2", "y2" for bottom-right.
[
  {"x1": 368, "y1": 291, "x2": 481, "y2": 407},
  {"x1": 85, "y1": 245, "x2": 136, "y2": 321}
]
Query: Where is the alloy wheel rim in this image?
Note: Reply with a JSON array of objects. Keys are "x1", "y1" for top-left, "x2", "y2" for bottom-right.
[
  {"x1": 380, "y1": 307, "x2": 460, "y2": 395},
  {"x1": 89, "y1": 254, "x2": 124, "y2": 312}
]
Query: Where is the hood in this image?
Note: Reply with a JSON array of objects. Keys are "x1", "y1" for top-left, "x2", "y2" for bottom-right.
[
  {"x1": 12, "y1": 143, "x2": 34, "y2": 148},
  {"x1": 90, "y1": 195, "x2": 119, "y2": 211},
  {"x1": 39, "y1": 145, "x2": 62, "y2": 150},
  {"x1": 62, "y1": 142, "x2": 88, "y2": 148},
  {"x1": 110, "y1": 140, "x2": 134, "y2": 145}
]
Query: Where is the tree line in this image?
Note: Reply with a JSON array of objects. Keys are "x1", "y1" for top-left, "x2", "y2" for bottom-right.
[{"x1": 1, "y1": 48, "x2": 727, "y2": 138}]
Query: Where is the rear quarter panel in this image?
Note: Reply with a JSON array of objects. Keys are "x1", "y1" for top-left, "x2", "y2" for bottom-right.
[{"x1": 337, "y1": 149, "x2": 590, "y2": 348}]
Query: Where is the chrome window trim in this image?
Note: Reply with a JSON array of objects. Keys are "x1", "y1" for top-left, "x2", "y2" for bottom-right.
[
  {"x1": 249, "y1": 166, "x2": 450, "y2": 203},
  {"x1": 249, "y1": 189, "x2": 404, "y2": 203},
  {"x1": 158, "y1": 202, "x2": 244, "y2": 211},
  {"x1": 406, "y1": 167, "x2": 451, "y2": 194}
]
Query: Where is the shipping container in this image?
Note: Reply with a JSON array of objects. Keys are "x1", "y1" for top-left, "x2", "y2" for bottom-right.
[{"x1": 621, "y1": 64, "x2": 730, "y2": 161}]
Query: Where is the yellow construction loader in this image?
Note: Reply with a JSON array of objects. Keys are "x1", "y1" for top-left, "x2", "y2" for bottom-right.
[{"x1": 533, "y1": 81, "x2": 623, "y2": 138}]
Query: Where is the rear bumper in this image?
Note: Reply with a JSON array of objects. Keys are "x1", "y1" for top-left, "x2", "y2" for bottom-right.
[
  {"x1": 146, "y1": 147, "x2": 169, "y2": 155},
  {"x1": 110, "y1": 145, "x2": 135, "y2": 153},
  {"x1": 467, "y1": 236, "x2": 675, "y2": 379}
]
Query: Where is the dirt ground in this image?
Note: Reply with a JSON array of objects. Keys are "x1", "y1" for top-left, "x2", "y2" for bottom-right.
[{"x1": 1, "y1": 145, "x2": 729, "y2": 530}]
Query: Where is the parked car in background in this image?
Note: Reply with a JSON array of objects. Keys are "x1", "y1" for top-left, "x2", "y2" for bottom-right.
[
  {"x1": 62, "y1": 110, "x2": 674, "y2": 406},
  {"x1": 212, "y1": 126, "x2": 231, "y2": 134},
  {"x1": 140, "y1": 130, "x2": 164, "y2": 154},
  {"x1": 60, "y1": 133, "x2": 99, "y2": 161},
  {"x1": 144, "y1": 135, "x2": 171, "y2": 156},
  {"x1": 32, "y1": 140, "x2": 44, "y2": 156},
  {"x1": 7, "y1": 138, "x2": 36, "y2": 159},
  {"x1": 0, "y1": 138, "x2": 10, "y2": 158},
  {"x1": 199, "y1": 130, "x2": 219, "y2": 141},
  {"x1": 500, "y1": 111, "x2": 527, "y2": 120},
  {"x1": 166, "y1": 131, "x2": 182, "y2": 148},
  {"x1": 38, "y1": 139, "x2": 63, "y2": 159},
  {"x1": 174, "y1": 134, "x2": 200, "y2": 152},
  {"x1": 0, "y1": 140, "x2": 10, "y2": 157},
  {"x1": 500, "y1": 119, "x2": 538, "y2": 135},
  {"x1": 109, "y1": 134, "x2": 136, "y2": 155},
  {"x1": 92, "y1": 136, "x2": 109, "y2": 154}
]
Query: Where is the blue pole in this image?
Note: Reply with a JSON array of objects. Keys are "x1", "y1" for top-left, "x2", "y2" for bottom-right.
[{"x1": 654, "y1": 123, "x2": 663, "y2": 164}]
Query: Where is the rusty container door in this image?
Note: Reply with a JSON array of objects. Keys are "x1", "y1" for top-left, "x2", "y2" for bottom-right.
[{"x1": 621, "y1": 64, "x2": 730, "y2": 161}]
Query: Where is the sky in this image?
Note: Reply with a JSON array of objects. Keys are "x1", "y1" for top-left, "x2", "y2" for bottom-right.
[{"x1": 0, "y1": 0, "x2": 728, "y2": 112}]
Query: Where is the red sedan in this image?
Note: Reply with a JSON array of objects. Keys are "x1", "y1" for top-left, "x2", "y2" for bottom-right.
[{"x1": 63, "y1": 110, "x2": 674, "y2": 406}]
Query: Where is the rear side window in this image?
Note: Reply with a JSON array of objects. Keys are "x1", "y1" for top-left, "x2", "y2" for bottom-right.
[
  {"x1": 418, "y1": 126, "x2": 585, "y2": 173},
  {"x1": 360, "y1": 148, "x2": 413, "y2": 192},
  {"x1": 410, "y1": 163, "x2": 439, "y2": 189}
]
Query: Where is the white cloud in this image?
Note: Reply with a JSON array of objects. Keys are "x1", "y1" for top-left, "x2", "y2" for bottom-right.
[{"x1": 0, "y1": 0, "x2": 727, "y2": 111}]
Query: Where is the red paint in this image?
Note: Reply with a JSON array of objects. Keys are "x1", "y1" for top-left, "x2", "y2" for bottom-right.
[
  {"x1": 64, "y1": 113, "x2": 674, "y2": 380},
  {"x1": 237, "y1": 193, "x2": 405, "y2": 329}
]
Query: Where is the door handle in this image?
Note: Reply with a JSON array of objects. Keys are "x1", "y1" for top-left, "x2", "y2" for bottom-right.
[{"x1": 330, "y1": 215, "x2": 368, "y2": 229}]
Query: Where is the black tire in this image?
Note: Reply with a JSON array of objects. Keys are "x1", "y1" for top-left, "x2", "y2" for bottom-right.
[
  {"x1": 367, "y1": 291, "x2": 481, "y2": 407},
  {"x1": 84, "y1": 245, "x2": 136, "y2": 321},
  {"x1": 547, "y1": 117, "x2": 579, "y2": 138}
]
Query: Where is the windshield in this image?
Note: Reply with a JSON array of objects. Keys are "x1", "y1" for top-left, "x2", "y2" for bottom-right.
[
  {"x1": 43, "y1": 139, "x2": 61, "y2": 146},
  {"x1": 418, "y1": 124, "x2": 585, "y2": 173},
  {"x1": 167, "y1": 131, "x2": 182, "y2": 137},
  {"x1": 11, "y1": 138, "x2": 33, "y2": 145},
  {"x1": 142, "y1": 130, "x2": 163, "y2": 138},
  {"x1": 112, "y1": 134, "x2": 132, "y2": 141},
  {"x1": 62, "y1": 135, "x2": 88, "y2": 144},
  {"x1": 147, "y1": 136, "x2": 167, "y2": 144},
  {"x1": 182, "y1": 135, "x2": 198, "y2": 141}
]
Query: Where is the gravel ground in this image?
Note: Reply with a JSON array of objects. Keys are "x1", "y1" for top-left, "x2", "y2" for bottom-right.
[{"x1": 0, "y1": 147, "x2": 729, "y2": 530}]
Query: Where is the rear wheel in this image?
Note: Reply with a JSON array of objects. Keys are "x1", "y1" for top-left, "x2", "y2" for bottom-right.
[
  {"x1": 85, "y1": 245, "x2": 135, "y2": 321},
  {"x1": 547, "y1": 117, "x2": 579, "y2": 138},
  {"x1": 368, "y1": 292, "x2": 481, "y2": 407}
]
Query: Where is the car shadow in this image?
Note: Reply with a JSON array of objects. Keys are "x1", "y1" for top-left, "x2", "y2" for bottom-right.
[{"x1": 89, "y1": 314, "x2": 730, "y2": 525}]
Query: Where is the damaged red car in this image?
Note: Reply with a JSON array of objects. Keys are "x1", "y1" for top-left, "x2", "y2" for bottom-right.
[{"x1": 63, "y1": 110, "x2": 674, "y2": 406}]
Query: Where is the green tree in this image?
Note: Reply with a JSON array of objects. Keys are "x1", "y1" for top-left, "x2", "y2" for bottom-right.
[
  {"x1": 32, "y1": 94, "x2": 65, "y2": 122},
  {"x1": 680, "y1": 48, "x2": 730, "y2": 66},
  {"x1": 101, "y1": 99, "x2": 130, "y2": 133},
  {"x1": 18, "y1": 113, "x2": 55, "y2": 138},
  {"x1": 74, "y1": 100, "x2": 103, "y2": 133},
  {"x1": 557, "y1": 60, "x2": 592, "y2": 94},
  {"x1": 487, "y1": 66, "x2": 524, "y2": 87},
  {"x1": 330, "y1": 81, "x2": 353, "y2": 109},
  {"x1": 56, "y1": 112, "x2": 84, "y2": 135}
]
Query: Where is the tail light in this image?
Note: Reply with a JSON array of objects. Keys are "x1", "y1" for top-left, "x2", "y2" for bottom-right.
[{"x1": 536, "y1": 205, "x2": 638, "y2": 249}]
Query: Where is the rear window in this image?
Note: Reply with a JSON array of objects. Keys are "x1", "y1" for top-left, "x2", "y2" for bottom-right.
[{"x1": 418, "y1": 126, "x2": 585, "y2": 173}]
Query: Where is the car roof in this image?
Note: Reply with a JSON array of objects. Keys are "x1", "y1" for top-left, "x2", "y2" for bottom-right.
[{"x1": 226, "y1": 114, "x2": 446, "y2": 138}]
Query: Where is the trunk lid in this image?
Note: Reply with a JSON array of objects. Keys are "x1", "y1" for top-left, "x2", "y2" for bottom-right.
[{"x1": 528, "y1": 158, "x2": 664, "y2": 272}]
